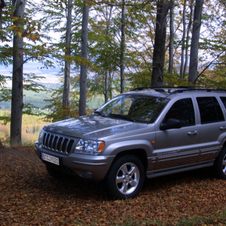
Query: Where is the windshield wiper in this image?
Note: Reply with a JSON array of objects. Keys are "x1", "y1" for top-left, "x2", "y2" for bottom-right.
[
  {"x1": 108, "y1": 114, "x2": 136, "y2": 122},
  {"x1": 94, "y1": 110, "x2": 102, "y2": 115},
  {"x1": 94, "y1": 110, "x2": 108, "y2": 117}
]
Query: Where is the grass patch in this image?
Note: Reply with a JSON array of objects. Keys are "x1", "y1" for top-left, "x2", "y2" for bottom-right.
[
  {"x1": 0, "y1": 110, "x2": 49, "y2": 146},
  {"x1": 176, "y1": 209, "x2": 226, "y2": 225}
]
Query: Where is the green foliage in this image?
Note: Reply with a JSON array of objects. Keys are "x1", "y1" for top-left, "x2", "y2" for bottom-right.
[
  {"x1": 126, "y1": 70, "x2": 151, "y2": 88},
  {"x1": 23, "y1": 73, "x2": 46, "y2": 92},
  {"x1": 43, "y1": 80, "x2": 80, "y2": 121},
  {"x1": 0, "y1": 86, "x2": 11, "y2": 102}
]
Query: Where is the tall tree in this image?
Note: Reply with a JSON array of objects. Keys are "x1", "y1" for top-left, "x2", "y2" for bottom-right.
[
  {"x1": 0, "y1": 0, "x2": 6, "y2": 29},
  {"x1": 168, "y1": 0, "x2": 174, "y2": 74},
  {"x1": 151, "y1": 0, "x2": 170, "y2": 87},
  {"x1": 10, "y1": 0, "x2": 27, "y2": 147},
  {"x1": 180, "y1": 0, "x2": 186, "y2": 78},
  {"x1": 103, "y1": 5, "x2": 113, "y2": 103},
  {"x1": 63, "y1": 0, "x2": 72, "y2": 119},
  {"x1": 120, "y1": 0, "x2": 125, "y2": 93},
  {"x1": 188, "y1": 0, "x2": 204, "y2": 84},
  {"x1": 79, "y1": 1, "x2": 89, "y2": 116},
  {"x1": 183, "y1": 0, "x2": 193, "y2": 76}
]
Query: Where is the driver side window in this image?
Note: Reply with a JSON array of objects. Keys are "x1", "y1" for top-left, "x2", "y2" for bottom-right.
[{"x1": 163, "y1": 98, "x2": 195, "y2": 127}]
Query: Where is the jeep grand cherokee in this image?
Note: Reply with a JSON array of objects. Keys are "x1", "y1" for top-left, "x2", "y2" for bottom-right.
[{"x1": 35, "y1": 87, "x2": 226, "y2": 199}]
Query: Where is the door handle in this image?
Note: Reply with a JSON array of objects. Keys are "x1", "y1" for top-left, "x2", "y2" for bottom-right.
[
  {"x1": 220, "y1": 126, "x2": 226, "y2": 130},
  {"x1": 188, "y1": 131, "x2": 198, "y2": 135}
]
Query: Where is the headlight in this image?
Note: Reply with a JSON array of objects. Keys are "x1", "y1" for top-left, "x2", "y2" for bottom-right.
[{"x1": 74, "y1": 139, "x2": 105, "y2": 155}]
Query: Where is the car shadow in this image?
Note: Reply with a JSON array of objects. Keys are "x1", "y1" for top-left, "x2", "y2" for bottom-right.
[{"x1": 23, "y1": 166, "x2": 216, "y2": 201}]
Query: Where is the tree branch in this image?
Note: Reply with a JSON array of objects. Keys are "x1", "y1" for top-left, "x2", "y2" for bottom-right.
[{"x1": 195, "y1": 51, "x2": 225, "y2": 83}]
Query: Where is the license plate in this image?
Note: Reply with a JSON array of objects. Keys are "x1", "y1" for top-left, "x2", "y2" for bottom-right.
[{"x1": 41, "y1": 153, "x2": 60, "y2": 166}]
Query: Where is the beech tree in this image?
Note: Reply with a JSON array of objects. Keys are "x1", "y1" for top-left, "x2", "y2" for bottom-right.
[
  {"x1": 168, "y1": 0, "x2": 174, "y2": 75},
  {"x1": 188, "y1": 0, "x2": 204, "y2": 84},
  {"x1": 179, "y1": 0, "x2": 194, "y2": 79},
  {"x1": 63, "y1": 0, "x2": 72, "y2": 119},
  {"x1": 151, "y1": 0, "x2": 170, "y2": 87},
  {"x1": 89, "y1": 3, "x2": 117, "y2": 103},
  {"x1": 0, "y1": 0, "x2": 54, "y2": 146},
  {"x1": 79, "y1": 1, "x2": 89, "y2": 116},
  {"x1": 10, "y1": 0, "x2": 27, "y2": 147},
  {"x1": 183, "y1": 0, "x2": 193, "y2": 77},
  {"x1": 0, "y1": 0, "x2": 6, "y2": 29},
  {"x1": 120, "y1": 0, "x2": 125, "y2": 93}
]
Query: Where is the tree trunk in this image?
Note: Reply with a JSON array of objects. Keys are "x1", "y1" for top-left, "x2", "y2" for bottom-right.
[
  {"x1": 0, "y1": 138, "x2": 4, "y2": 148},
  {"x1": 10, "y1": 0, "x2": 26, "y2": 147},
  {"x1": 168, "y1": 0, "x2": 174, "y2": 74},
  {"x1": 104, "y1": 71, "x2": 109, "y2": 103},
  {"x1": 183, "y1": 0, "x2": 193, "y2": 76},
  {"x1": 151, "y1": 0, "x2": 170, "y2": 87},
  {"x1": 180, "y1": 0, "x2": 186, "y2": 78},
  {"x1": 104, "y1": 6, "x2": 112, "y2": 103},
  {"x1": 120, "y1": 0, "x2": 125, "y2": 93},
  {"x1": 79, "y1": 1, "x2": 89, "y2": 116},
  {"x1": 188, "y1": 0, "x2": 204, "y2": 84},
  {"x1": 63, "y1": 0, "x2": 72, "y2": 119},
  {"x1": 109, "y1": 71, "x2": 113, "y2": 100},
  {"x1": 0, "y1": 0, "x2": 6, "y2": 30}
]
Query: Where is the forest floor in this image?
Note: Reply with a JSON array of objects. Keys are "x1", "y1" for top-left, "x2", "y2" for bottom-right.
[{"x1": 0, "y1": 147, "x2": 226, "y2": 226}]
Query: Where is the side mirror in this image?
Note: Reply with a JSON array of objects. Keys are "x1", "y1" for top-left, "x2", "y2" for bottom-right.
[{"x1": 160, "y1": 118, "x2": 181, "y2": 130}]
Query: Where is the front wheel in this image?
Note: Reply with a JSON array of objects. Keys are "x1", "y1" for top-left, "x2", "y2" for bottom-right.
[
  {"x1": 103, "y1": 155, "x2": 145, "y2": 199},
  {"x1": 214, "y1": 146, "x2": 226, "y2": 179}
]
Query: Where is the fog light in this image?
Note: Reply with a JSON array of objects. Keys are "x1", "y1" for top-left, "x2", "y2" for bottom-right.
[{"x1": 80, "y1": 171, "x2": 92, "y2": 179}]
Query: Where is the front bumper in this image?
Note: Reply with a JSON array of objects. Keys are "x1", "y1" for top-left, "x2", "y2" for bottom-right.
[{"x1": 35, "y1": 141, "x2": 114, "y2": 180}]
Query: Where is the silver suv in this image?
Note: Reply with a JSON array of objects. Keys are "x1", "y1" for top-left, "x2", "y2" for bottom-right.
[{"x1": 35, "y1": 87, "x2": 226, "y2": 199}]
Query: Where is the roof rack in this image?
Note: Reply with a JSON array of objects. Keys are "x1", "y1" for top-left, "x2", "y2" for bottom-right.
[{"x1": 130, "y1": 86, "x2": 226, "y2": 94}]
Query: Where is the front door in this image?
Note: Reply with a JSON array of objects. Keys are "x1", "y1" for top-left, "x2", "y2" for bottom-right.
[{"x1": 154, "y1": 98, "x2": 200, "y2": 172}]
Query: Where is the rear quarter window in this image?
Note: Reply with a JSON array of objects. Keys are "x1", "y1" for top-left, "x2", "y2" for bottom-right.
[{"x1": 220, "y1": 97, "x2": 226, "y2": 109}]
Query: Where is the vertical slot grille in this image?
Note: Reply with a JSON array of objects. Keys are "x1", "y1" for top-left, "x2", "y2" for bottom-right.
[{"x1": 42, "y1": 132, "x2": 77, "y2": 154}]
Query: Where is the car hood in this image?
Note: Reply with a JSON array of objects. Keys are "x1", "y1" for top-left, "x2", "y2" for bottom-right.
[{"x1": 43, "y1": 114, "x2": 147, "y2": 139}]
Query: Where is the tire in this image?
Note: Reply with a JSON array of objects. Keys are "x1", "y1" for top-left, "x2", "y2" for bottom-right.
[
  {"x1": 214, "y1": 146, "x2": 226, "y2": 179},
  {"x1": 103, "y1": 155, "x2": 145, "y2": 200}
]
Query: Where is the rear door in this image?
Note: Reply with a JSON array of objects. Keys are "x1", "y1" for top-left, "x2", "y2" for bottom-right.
[
  {"x1": 196, "y1": 96, "x2": 226, "y2": 162},
  {"x1": 154, "y1": 97, "x2": 200, "y2": 171}
]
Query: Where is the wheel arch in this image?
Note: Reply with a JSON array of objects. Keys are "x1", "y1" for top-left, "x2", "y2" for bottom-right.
[
  {"x1": 110, "y1": 149, "x2": 148, "y2": 173},
  {"x1": 218, "y1": 140, "x2": 226, "y2": 157}
]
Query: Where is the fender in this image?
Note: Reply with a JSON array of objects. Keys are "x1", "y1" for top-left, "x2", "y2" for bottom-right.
[{"x1": 104, "y1": 139, "x2": 154, "y2": 157}]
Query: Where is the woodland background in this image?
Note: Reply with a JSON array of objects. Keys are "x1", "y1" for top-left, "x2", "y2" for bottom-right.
[{"x1": 1, "y1": 0, "x2": 226, "y2": 146}]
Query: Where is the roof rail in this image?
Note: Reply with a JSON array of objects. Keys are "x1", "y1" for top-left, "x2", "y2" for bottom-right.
[
  {"x1": 130, "y1": 86, "x2": 194, "y2": 92},
  {"x1": 130, "y1": 86, "x2": 226, "y2": 93}
]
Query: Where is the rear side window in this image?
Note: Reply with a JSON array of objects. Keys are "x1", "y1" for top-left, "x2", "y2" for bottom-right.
[
  {"x1": 197, "y1": 97, "x2": 224, "y2": 124},
  {"x1": 163, "y1": 98, "x2": 195, "y2": 127}
]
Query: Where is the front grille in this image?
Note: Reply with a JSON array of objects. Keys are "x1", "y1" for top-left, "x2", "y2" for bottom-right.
[{"x1": 42, "y1": 132, "x2": 77, "y2": 154}]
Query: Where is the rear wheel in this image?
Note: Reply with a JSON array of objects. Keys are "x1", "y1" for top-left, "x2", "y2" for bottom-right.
[
  {"x1": 103, "y1": 155, "x2": 145, "y2": 199},
  {"x1": 214, "y1": 147, "x2": 226, "y2": 179}
]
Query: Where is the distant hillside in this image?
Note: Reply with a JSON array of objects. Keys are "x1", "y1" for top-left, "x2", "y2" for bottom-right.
[
  {"x1": 0, "y1": 83, "x2": 105, "y2": 110},
  {"x1": 0, "y1": 88, "x2": 54, "y2": 110},
  {"x1": 23, "y1": 90, "x2": 53, "y2": 109}
]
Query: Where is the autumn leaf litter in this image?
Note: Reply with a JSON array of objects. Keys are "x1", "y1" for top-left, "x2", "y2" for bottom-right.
[{"x1": 0, "y1": 147, "x2": 226, "y2": 225}]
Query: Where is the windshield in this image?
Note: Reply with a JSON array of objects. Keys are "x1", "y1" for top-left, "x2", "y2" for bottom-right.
[{"x1": 96, "y1": 94, "x2": 169, "y2": 123}]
